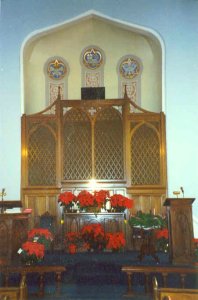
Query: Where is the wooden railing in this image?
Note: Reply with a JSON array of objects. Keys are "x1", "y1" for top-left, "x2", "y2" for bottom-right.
[
  {"x1": 121, "y1": 265, "x2": 198, "y2": 296},
  {"x1": 1, "y1": 265, "x2": 66, "y2": 297}
]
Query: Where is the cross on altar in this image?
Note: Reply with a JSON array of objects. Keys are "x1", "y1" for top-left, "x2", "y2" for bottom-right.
[{"x1": 88, "y1": 107, "x2": 97, "y2": 116}]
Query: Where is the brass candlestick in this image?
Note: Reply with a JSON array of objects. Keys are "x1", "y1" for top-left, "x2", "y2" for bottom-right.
[{"x1": 173, "y1": 191, "x2": 180, "y2": 198}]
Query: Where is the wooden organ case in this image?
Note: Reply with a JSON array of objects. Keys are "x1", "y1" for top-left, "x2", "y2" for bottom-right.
[{"x1": 21, "y1": 95, "x2": 167, "y2": 249}]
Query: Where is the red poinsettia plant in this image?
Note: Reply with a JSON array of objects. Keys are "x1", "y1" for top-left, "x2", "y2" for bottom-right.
[
  {"x1": 18, "y1": 241, "x2": 45, "y2": 264},
  {"x1": 77, "y1": 190, "x2": 110, "y2": 211},
  {"x1": 193, "y1": 238, "x2": 198, "y2": 260},
  {"x1": 77, "y1": 190, "x2": 95, "y2": 209},
  {"x1": 64, "y1": 223, "x2": 126, "y2": 254},
  {"x1": 154, "y1": 227, "x2": 169, "y2": 253},
  {"x1": 94, "y1": 190, "x2": 110, "y2": 208},
  {"x1": 106, "y1": 232, "x2": 126, "y2": 252},
  {"x1": 58, "y1": 191, "x2": 77, "y2": 210},
  {"x1": 155, "y1": 228, "x2": 169, "y2": 239},
  {"x1": 28, "y1": 228, "x2": 53, "y2": 248},
  {"x1": 65, "y1": 232, "x2": 82, "y2": 254},
  {"x1": 110, "y1": 194, "x2": 133, "y2": 212},
  {"x1": 58, "y1": 190, "x2": 133, "y2": 213},
  {"x1": 81, "y1": 223, "x2": 106, "y2": 251}
]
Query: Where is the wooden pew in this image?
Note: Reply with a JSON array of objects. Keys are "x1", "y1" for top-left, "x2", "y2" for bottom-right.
[
  {"x1": 121, "y1": 265, "x2": 198, "y2": 296},
  {"x1": 153, "y1": 276, "x2": 198, "y2": 300},
  {"x1": 0, "y1": 274, "x2": 27, "y2": 300},
  {"x1": 1, "y1": 265, "x2": 66, "y2": 297}
]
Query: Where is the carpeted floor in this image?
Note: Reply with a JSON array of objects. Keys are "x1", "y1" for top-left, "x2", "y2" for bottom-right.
[
  {"x1": 3, "y1": 251, "x2": 198, "y2": 300},
  {"x1": 29, "y1": 284, "x2": 152, "y2": 300}
]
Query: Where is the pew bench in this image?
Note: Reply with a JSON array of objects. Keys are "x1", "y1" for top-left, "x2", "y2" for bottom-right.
[
  {"x1": 0, "y1": 274, "x2": 27, "y2": 300},
  {"x1": 153, "y1": 276, "x2": 198, "y2": 300},
  {"x1": 1, "y1": 265, "x2": 66, "y2": 297},
  {"x1": 121, "y1": 265, "x2": 198, "y2": 296}
]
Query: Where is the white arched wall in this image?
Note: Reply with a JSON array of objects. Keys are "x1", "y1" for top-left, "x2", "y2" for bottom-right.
[{"x1": 21, "y1": 10, "x2": 165, "y2": 115}]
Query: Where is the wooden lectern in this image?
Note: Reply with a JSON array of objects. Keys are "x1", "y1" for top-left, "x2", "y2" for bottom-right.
[
  {"x1": 164, "y1": 198, "x2": 195, "y2": 265},
  {"x1": 0, "y1": 201, "x2": 29, "y2": 265}
]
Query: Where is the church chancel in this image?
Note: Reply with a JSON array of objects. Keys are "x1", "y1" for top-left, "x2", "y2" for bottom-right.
[
  {"x1": 1, "y1": 1, "x2": 198, "y2": 299},
  {"x1": 21, "y1": 91, "x2": 167, "y2": 251}
]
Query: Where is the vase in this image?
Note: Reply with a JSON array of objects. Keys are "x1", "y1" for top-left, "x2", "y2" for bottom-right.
[
  {"x1": 21, "y1": 254, "x2": 42, "y2": 266},
  {"x1": 63, "y1": 207, "x2": 73, "y2": 213},
  {"x1": 112, "y1": 207, "x2": 125, "y2": 213},
  {"x1": 22, "y1": 258, "x2": 37, "y2": 266},
  {"x1": 64, "y1": 206, "x2": 78, "y2": 213}
]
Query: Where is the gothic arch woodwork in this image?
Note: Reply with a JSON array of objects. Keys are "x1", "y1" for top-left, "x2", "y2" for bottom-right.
[{"x1": 21, "y1": 96, "x2": 167, "y2": 238}]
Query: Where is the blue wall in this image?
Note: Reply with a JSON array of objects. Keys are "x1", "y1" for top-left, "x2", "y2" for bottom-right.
[{"x1": 1, "y1": 0, "x2": 198, "y2": 231}]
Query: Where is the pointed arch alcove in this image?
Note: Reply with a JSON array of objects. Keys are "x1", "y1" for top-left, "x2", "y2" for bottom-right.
[{"x1": 21, "y1": 12, "x2": 166, "y2": 249}]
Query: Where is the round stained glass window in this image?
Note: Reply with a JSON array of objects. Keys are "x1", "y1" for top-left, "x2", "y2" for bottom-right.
[
  {"x1": 47, "y1": 59, "x2": 66, "y2": 80},
  {"x1": 83, "y1": 48, "x2": 103, "y2": 69},
  {"x1": 119, "y1": 58, "x2": 140, "y2": 79}
]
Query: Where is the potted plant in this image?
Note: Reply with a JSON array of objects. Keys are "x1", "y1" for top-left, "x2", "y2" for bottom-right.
[
  {"x1": 128, "y1": 211, "x2": 168, "y2": 260},
  {"x1": 81, "y1": 223, "x2": 107, "y2": 251},
  {"x1": 58, "y1": 191, "x2": 78, "y2": 212},
  {"x1": 18, "y1": 241, "x2": 45, "y2": 265},
  {"x1": 106, "y1": 232, "x2": 126, "y2": 252},
  {"x1": 64, "y1": 224, "x2": 127, "y2": 254},
  {"x1": 193, "y1": 238, "x2": 198, "y2": 262},
  {"x1": 109, "y1": 194, "x2": 133, "y2": 212},
  {"x1": 77, "y1": 190, "x2": 110, "y2": 213},
  {"x1": 128, "y1": 211, "x2": 166, "y2": 229},
  {"x1": 27, "y1": 228, "x2": 53, "y2": 250},
  {"x1": 154, "y1": 228, "x2": 169, "y2": 253},
  {"x1": 64, "y1": 232, "x2": 82, "y2": 254}
]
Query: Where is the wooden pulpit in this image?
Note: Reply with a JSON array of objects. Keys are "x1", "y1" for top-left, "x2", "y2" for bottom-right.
[
  {"x1": 164, "y1": 198, "x2": 195, "y2": 265},
  {"x1": 0, "y1": 209, "x2": 29, "y2": 265}
]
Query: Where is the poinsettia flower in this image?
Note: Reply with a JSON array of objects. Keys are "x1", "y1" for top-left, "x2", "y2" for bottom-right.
[
  {"x1": 77, "y1": 190, "x2": 95, "y2": 207},
  {"x1": 22, "y1": 241, "x2": 45, "y2": 258},
  {"x1": 68, "y1": 243, "x2": 77, "y2": 254},
  {"x1": 155, "y1": 228, "x2": 169, "y2": 239},
  {"x1": 106, "y1": 232, "x2": 126, "y2": 250},
  {"x1": 58, "y1": 191, "x2": 76, "y2": 206},
  {"x1": 110, "y1": 194, "x2": 133, "y2": 209},
  {"x1": 28, "y1": 228, "x2": 53, "y2": 241},
  {"x1": 65, "y1": 232, "x2": 81, "y2": 243},
  {"x1": 94, "y1": 190, "x2": 110, "y2": 207}
]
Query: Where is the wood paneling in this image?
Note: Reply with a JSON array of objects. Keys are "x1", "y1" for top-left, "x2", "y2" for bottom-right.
[{"x1": 21, "y1": 97, "x2": 167, "y2": 247}]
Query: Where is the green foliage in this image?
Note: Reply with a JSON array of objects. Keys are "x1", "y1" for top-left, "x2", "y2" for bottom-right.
[
  {"x1": 155, "y1": 237, "x2": 169, "y2": 253},
  {"x1": 128, "y1": 211, "x2": 167, "y2": 229}
]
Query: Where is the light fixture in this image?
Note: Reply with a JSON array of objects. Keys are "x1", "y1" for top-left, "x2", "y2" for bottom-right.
[{"x1": 88, "y1": 179, "x2": 97, "y2": 191}]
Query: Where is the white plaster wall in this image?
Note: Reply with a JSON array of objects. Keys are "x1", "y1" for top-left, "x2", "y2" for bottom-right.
[{"x1": 24, "y1": 17, "x2": 162, "y2": 114}]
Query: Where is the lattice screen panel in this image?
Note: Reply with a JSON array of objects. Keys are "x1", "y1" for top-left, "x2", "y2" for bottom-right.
[
  {"x1": 28, "y1": 126, "x2": 56, "y2": 185},
  {"x1": 95, "y1": 108, "x2": 124, "y2": 180},
  {"x1": 63, "y1": 109, "x2": 92, "y2": 180},
  {"x1": 131, "y1": 124, "x2": 160, "y2": 185}
]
